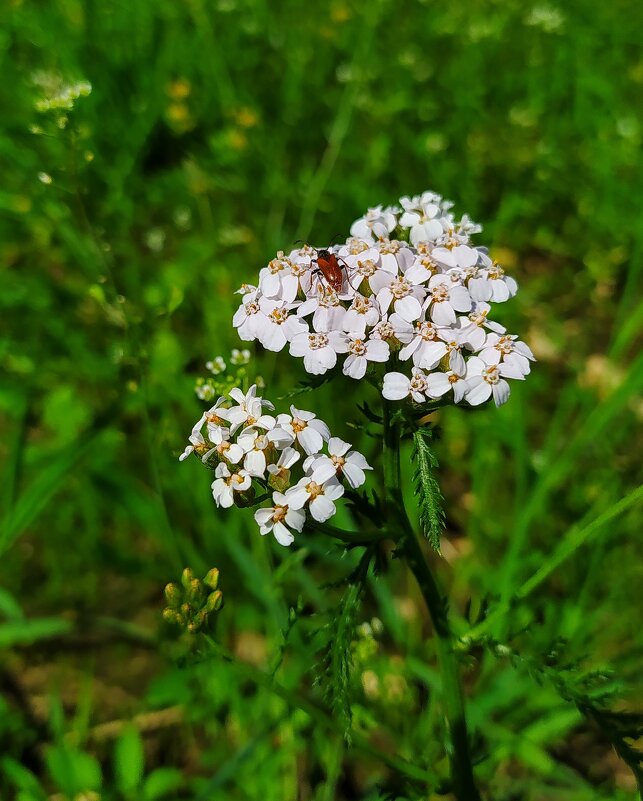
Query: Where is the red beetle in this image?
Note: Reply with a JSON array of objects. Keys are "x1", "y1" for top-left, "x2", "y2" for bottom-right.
[{"x1": 311, "y1": 247, "x2": 345, "y2": 293}]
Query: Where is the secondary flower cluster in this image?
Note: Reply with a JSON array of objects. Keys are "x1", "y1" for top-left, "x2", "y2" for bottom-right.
[
  {"x1": 180, "y1": 385, "x2": 371, "y2": 546},
  {"x1": 233, "y1": 190, "x2": 534, "y2": 407}
]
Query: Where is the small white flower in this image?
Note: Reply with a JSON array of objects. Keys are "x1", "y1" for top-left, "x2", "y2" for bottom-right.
[
  {"x1": 258, "y1": 252, "x2": 300, "y2": 301},
  {"x1": 212, "y1": 437, "x2": 245, "y2": 465},
  {"x1": 464, "y1": 355, "x2": 523, "y2": 407},
  {"x1": 285, "y1": 474, "x2": 345, "y2": 522},
  {"x1": 211, "y1": 463, "x2": 252, "y2": 508},
  {"x1": 289, "y1": 331, "x2": 339, "y2": 375},
  {"x1": 230, "y1": 348, "x2": 251, "y2": 365},
  {"x1": 479, "y1": 333, "x2": 535, "y2": 376},
  {"x1": 237, "y1": 426, "x2": 292, "y2": 477},
  {"x1": 233, "y1": 298, "x2": 264, "y2": 342},
  {"x1": 468, "y1": 254, "x2": 518, "y2": 302},
  {"x1": 424, "y1": 274, "x2": 471, "y2": 326},
  {"x1": 257, "y1": 299, "x2": 308, "y2": 352},
  {"x1": 277, "y1": 406, "x2": 331, "y2": 455},
  {"x1": 342, "y1": 293, "x2": 381, "y2": 336},
  {"x1": 306, "y1": 437, "x2": 372, "y2": 488},
  {"x1": 254, "y1": 491, "x2": 306, "y2": 546},
  {"x1": 334, "y1": 332, "x2": 390, "y2": 380},
  {"x1": 370, "y1": 263, "x2": 428, "y2": 323},
  {"x1": 179, "y1": 413, "x2": 210, "y2": 461},
  {"x1": 375, "y1": 238, "x2": 415, "y2": 275},
  {"x1": 382, "y1": 367, "x2": 429, "y2": 402},
  {"x1": 222, "y1": 385, "x2": 276, "y2": 433},
  {"x1": 350, "y1": 205, "x2": 397, "y2": 241},
  {"x1": 206, "y1": 356, "x2": 227, "y2": 374},
  {"x1": 425, "y1": 370, "x2": 467, "y2": 403},
  {"x1": 234, "y1": 283, "x2": 258, "y2": 299},
  {"x1": 297, "y1": 286, "x2": 347, "y2": 333},
  {"x1": 430, "y1": 243, "x2": 479, "y2": 271},
  {"x1": 267, "y1": 446, "x2": 301, "y2": 482},
  {"x1": 457, "y1": 302, "x2": 506, "y2": 350},
  {"x1": 399, "y1": 320, "x2": 449, "y2": 369},
  {"x1": 399, "y1": 193, "x2": 445, "y2": 244}
]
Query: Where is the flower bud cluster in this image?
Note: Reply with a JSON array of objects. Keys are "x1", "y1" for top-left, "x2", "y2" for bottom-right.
[
  {"x1": 195, "y1": 349, "x2": 264, "y2": 402},
  {"x1": 180, "y1": 384, "x2": 371, "y2": 546},
  {"x1": 232, "y1": 190, "x2": 534, "y2": 408},
  {"x1": 163, "y1": 567, "x2": 223, "y2": 633},
  {"x1": 32, "y1": 71, "x2": 92, "y2": 113}
]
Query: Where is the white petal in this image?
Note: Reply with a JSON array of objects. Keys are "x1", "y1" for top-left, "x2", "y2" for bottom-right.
[
  {"x1": 426, "y1": 373, "x2": 451, "y2": 397},
  {"x1": 382, "y1": 372, "x2": 410, "y2": 400},
  {"x1": 285, "y1": 507, "x2": 306, "y2": 532},
  {"x1": 430, "y1": 301, "x2": 456, "y2": 326},
  {"x1": 289, "y1": 333, "x2": 310, "y2": 357},
  {"x1": 492, "y1": 380, "x2": 510, "y2": 406},
  {"x1": 298, "y1": 427, "x2": 323, "y2": 455},
  {"x1": 273, "y1": 522, "x2": 295, "y2": 546},
  {"x1": 328, "y1": 437, "x2": 351, "y2": 457},
  {"x1": 394, "y1": 295, "x2": 422, "y2": 322},
  {"x1": 490, "y1": 280, "x2": 510, "y2": 302},
  {"x1": 310, "y1": 495, "x2": 336, "y2": 522},
  {"x1": 449, "y1": 286, "x2": 472, "y2": 312},
  {"x1": 365, "y1": 339, "x2": 389, "y2": 362},
  {"x1": 260, "y1": 324, "x2": 287, "y2": 352},
  {"x1": 342, "y1": 462, "x2": 366, "y2": 488},
  {"x1": 323, "y1": 479, "x2": 345, "y2": 501},
  {"x1": 343, "y1": 354, "x2": 367, "y2": 379},
  {"x1": 308, "y1": 418, "x2": 331, "y2": 440},
  {"x1": 346, "y1": 451, "x2": 371, "y2": 470},
  {"x1": 465, "y1": 379, "x2": 492, "y2": 406},
  {"x1": 311, "y1": 457, "x2": 337, "y2": 483},
  {"x1": 416, "y1": 340, "x2": 447, "y2": 369},
  {"x1": 285, "y1": 485, "x2": 310, "y2": 510},
  {"x1": 449, "y1": 350, "x2": 466, "y2": 376},
  {"x1": 254, "y1": 508, "x2": 274, "y2": 527},
  {"x1": 245, "y1": 449, "x2": 266, "y2": 477}
]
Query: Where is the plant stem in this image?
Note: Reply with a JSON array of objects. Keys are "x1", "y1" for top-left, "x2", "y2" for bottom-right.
[{"x1": 382, "y1": 401, "x2": 481, "y2": 801}]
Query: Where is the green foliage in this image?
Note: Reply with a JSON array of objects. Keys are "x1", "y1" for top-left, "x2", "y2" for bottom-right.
[
  {"x1": 411, "y1": 428, "x2": 446, "y2": 554},
  {"x1": 114, "y1": 725, "x2": 145, "y2": 794},
  {"x1": 0, "y1": 0, "x2": 642, "y2": 798},
  {"x1": 315, "y1": 581, "x2": 363, "y2": 742},
  {"x1": 486, "y1": 639, "x2": 643, "y2": 793}
]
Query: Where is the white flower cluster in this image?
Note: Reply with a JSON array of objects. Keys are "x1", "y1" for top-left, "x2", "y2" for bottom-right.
[
  {"x1": 233, "y1": 190, "x2": 534, "y2": 407},
  {"x1": 180, "y1": 385, "x2": 371, "y2": 547},
  {"x1": 32, "y1": 72, "x2": 92, "y2": 113}
]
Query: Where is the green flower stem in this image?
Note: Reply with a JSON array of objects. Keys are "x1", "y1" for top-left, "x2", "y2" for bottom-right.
[
  {"x1": 382, "y1": 401, "x2": 481, "y2": 801},
  {"x1": 305, "y1": 518, "x2": 384, "y2": 545}
]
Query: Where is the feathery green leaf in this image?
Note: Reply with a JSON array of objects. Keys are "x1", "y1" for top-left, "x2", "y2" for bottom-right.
[{"x1": 411, "y1": 429, "x2": 445, "y2": 554}]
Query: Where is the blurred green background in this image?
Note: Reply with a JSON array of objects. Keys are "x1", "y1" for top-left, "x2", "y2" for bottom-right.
[{"x1": 1, "y1": 0, "x2": 642, "y2": 799}]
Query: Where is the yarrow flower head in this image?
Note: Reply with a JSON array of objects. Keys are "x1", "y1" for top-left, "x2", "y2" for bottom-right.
[
  {"x1": 231, "y1": 190, "x2": 534, "y2": 409},
  {"x1": 180, "y1": 384, "x2": 371, "y2": 546}
]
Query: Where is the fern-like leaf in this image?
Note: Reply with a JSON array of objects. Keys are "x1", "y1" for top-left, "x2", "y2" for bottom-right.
[
  {"x1": 411, "y1": 428, "x2": 445, "y2": 554},
  {"x1": 486, "y1": 638, "x2": 643, "y2": 792},
  {"x1": 314, "y1": 581, "x2": 363, "y2": 742}
]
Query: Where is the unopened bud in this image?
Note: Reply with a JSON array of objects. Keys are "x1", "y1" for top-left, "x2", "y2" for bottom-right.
[
  {"x1": 268, "y1": 467, "x2": 290, "y2": 493},
  {"x1": 186, "y1": 577, "x2": 205, "y2": 606},
  {"x1": 181, "y1": 567, "x2": 194, "y2": 589},
  {"x1": 162, "y1": 608, "x2": 183, "y2": 626},
  {"x1": 188, "y1": 610, "x2": 209, "y2": 633},
  {"x1": 164, "y1": 583, "x2": 182, "y2": 608},
  {"x1": 235, "y1": 487, "x2": 256, "y2": 508},
  {"x1": 205, "y1": 590, "x2": 224, "y2": 613},
  {"x1": 203, "y1": 568, "x2": 219, "y2": 590}
]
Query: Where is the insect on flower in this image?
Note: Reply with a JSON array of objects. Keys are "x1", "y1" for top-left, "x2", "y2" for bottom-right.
[{"x1": 297, "y1": 239, "x2": 353, "y2": 293}]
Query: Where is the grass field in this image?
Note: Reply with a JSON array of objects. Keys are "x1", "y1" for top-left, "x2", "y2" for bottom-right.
[{"x1": 1, "y1": 0, "x2": 642, "y2": 799}]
